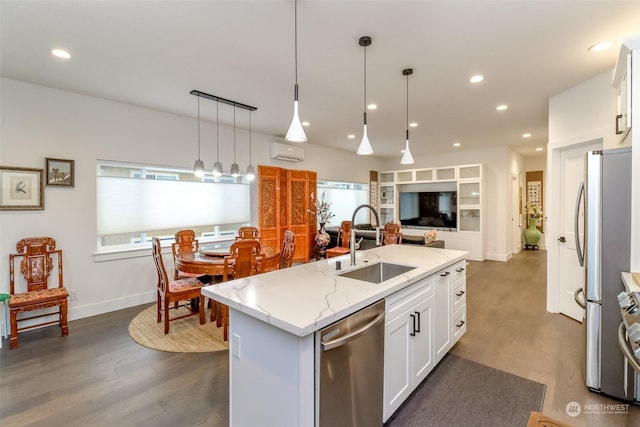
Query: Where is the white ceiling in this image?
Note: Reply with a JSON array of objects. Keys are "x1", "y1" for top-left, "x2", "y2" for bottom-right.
[{"x1": 2, "y1": 1, "x2": 640, "y2": 160}]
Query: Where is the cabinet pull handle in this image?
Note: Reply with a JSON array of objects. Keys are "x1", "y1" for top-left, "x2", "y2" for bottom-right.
[
  {"x1": 455, "y1": 267, "x2": 465, "y2": 272},
  {"x1": 615, "y1": 114, "x2": 624, "y2": 135},
  {"x1": 414, "y1": 311, "x2": 421, "y2": 333},
  {"x1": 456, "y1": 290, "x2": 465, "y2": 297},
  {"x1": 410, "y1": 314, "x2": 416, "y2": 336},
  {"x1": 456, "y1": 320, "x2": 465, "y2": 328},
  {"x1": 440, "y1": 271, "x2": 450, "y2": 277}
]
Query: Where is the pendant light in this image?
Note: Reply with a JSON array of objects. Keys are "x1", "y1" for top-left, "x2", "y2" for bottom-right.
[
  {"x1": 213, "y1": 100, "x2": 223, "y2": 176},
  {"x1": 246, "y1": 110, "x2": 256, "y2": 181},
  {"x1": 400, "y1": 68, "x2": 415, "y2": 165},
  {"x1": 193, "y1": 94, "x2": 205, "y2": 177},
  {"x1": 230, "y1": 106, "x2": 240, "y2": 177},
  {"x1": 357, "y1": 36, "x2": 374, "y2": 155},
  {"x1": 285, "y1": 0, "x2": 307, "y2": 142}
]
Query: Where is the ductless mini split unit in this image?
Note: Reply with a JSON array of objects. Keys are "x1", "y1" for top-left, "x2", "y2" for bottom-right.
[{"x1": 270, "y1": 142, "x2": 304, "y2": 162}]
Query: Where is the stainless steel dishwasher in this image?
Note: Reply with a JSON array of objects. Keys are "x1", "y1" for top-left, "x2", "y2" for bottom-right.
[{"x1": 316, "y1": 299, "x2": 385, "y2": 427}]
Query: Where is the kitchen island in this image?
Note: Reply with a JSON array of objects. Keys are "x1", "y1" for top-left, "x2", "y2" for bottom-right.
[{"x1": 202, "y1": 244, "x2": 468, "y2": 426}]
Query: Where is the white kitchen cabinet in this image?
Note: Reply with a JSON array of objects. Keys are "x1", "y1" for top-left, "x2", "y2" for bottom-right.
[
  {"x1": 384, "y1": 276, "x2": 434, "y2": 421},
  {"x1": 435, "y1": 260, "x2": 467, "y2": 362},
  {"x1": 613, "y1": 50, "x2": 632, "y2": 146}
]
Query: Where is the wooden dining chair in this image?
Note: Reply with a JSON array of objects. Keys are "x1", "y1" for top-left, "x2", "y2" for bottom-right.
[
  {"x1": 171, "y1": 229, "x2": 207, "y2": 280},
  {"x1": 382, "y1": 222, "x2": 402, "y2": 245},
  {"x1": 215, "y1": 239, "x2": 263, "y2": 340},
  {"x1": 326, "y1": 221, "x2": 352, "y2": 258},
  {"x1": 236, "y1": 226, "x2": 259, "y2": 241},
  {"x1": 8, "y1": 237, "x2": 69, "y2": 349},
  {"x1": 152, "y1": 237, "x2": 205, "y2": 334},
  {"x1": 279, "y1": 230, "x2": 295, "y2": 269}
]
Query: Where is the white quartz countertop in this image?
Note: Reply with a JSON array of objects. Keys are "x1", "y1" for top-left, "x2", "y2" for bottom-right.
[{"x1": 202, "y1": 245, "x2": 468, "y2": 337}]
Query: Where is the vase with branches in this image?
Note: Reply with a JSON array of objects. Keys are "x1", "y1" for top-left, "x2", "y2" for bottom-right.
[{"x1": 312, "y1": 191, "x2": 334, "y2": 254}]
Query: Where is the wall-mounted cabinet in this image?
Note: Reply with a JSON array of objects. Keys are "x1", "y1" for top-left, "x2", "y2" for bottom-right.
[
  {"x1": 377, "y1": 164, "x2": 484, "y2": 260},
  {"x1": 613, "y1": 45, "x2": 633, "y2": 147}
]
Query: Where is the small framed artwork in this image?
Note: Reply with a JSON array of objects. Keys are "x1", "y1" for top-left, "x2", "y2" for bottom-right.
[
  {"x1": 0, "y1": 166, "x2": 44, "y2": 210},
  {"x1": 46, "y1": 158, "x2": 74, "y2": 187}
]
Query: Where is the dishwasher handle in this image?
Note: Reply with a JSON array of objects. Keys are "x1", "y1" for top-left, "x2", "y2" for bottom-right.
[{"x1": 321, "y1": 312, "x2": 385, "y2": 351}]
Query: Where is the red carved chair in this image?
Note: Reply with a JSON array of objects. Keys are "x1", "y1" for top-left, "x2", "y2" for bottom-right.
[
  {"x1": 280, "y1": 230, "x2": 296, "y2": 269},
  {"x1": 382, "y1": 222, "x2": 402, "y2": 245},
  {"x1": 171, "y1": 229, "x2": 207, "y2": 281},
  {"x1": 152, "y1": 237, "x2": 205, "y2": 334},
  {"x1": 326, "y1": 221, "x2": 352, "y2": 258},
  {"x1": 215, "y1": 239, "x2": 264, "y2": 340},
  {"x1": 8, "y1": 237, "x2": 69, "y2": 349},
  {"x1": 236, "y1": 226, "x2": 260, "y2": 241}
]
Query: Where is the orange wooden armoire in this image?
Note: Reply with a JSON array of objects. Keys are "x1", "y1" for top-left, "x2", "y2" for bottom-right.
[{"x1": 258, "y1": 165, "x2": 317, "y2": 263}]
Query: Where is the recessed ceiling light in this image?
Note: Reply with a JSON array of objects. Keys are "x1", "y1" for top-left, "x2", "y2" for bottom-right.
[
  {"x1": 367, "y1": 103, "x2": 377, "y2": 110},
  {"x1": 347, "y1": 134, "x2": 355, "y2": 139},
  {"x1": 522, "y1": 133, "x2": 531, "y2": 138},
  {"x1": 51, "y1": 49, "x2": 71, "y2": 59},
  {"x1": 588, "y1": 41, "x2": 612, "y2": 52},
  {"x1": 453, "y1": 142, "x2": 461, "y2": 147},
  {"x1": 301, "y1": 121, "x2": 310, "y2": 126},
  {"x1": 409, "y1": 122, "x2": 418, "y2": 128},
  {"x1": 496, "y1": 104, "x2": 508, "y2": 111},
  {"x1": 469, "y1": 75, "x2": 484, "y2": 83},
  {"x1": 536, "y1": 147, "x2": 543, "y2": 152}
]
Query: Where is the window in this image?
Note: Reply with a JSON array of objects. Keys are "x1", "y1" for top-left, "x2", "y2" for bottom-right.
[
  {"x1": 317, "y1": 180, "x2": 369, "y2": 226},
  {"x1": 96, "y1": 161, "x2": 250, "y2": 252}
]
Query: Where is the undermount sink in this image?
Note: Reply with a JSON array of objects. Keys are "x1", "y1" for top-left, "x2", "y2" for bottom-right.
[{"x1": 338, "y1": 262, "x2": 416, "y2": 284}]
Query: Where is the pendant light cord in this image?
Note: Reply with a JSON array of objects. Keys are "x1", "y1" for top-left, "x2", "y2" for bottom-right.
[
  {"x1": 216, "y1": 101, "x2": 220, "y2": 161},
  {"x1": 233, "y1": 106, "x2": 237, "y2": 163},
  {"x1": 363, "y1": 43, "x2": 367, "y2": 125},
  {"x1": 406, "y1": 73, "x2": 409, "y2": 139},
  {"x1": 197, "y1": 95, "x2": 201, "y2": 159},
  {"x1": 249, "y1": 111, "x2": 252, "y2": 162},
  {"x1": 294, "y1": 0, "x2": 298, "y2": 86}
]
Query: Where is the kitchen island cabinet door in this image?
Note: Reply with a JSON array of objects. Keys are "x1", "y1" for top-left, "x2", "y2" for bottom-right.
[
  {"x1": 434, "y1": 270, "x2": 452, "y2": 363},
  {"x1": 383, "y1": 281, "x2": 434, "y2": 421}
]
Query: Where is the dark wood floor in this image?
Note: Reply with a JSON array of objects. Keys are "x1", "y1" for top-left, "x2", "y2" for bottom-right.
[{"x1": 1, "y1": 250, "x2": 638, "y2": 426}]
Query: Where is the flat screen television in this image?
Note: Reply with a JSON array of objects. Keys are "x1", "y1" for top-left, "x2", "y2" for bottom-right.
[{"x1": 398, "y1": 191, "x2": 457, "y2": 229}]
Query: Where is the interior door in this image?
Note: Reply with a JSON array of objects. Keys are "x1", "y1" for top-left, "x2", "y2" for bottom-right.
[{"x1": 558, "y1": 142, "x2": 600, "y2": 321}]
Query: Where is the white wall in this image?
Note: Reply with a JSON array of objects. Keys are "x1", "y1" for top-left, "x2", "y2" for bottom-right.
[
  {"x1": 0, "y1": 78, "x2": 382, "y2": 321},
  {"x1": 380, "y1": 146, "x2": 513, "y2": 261},
  {"x1": 546, "y1": 70, "x2": 615, "y2": 313}
]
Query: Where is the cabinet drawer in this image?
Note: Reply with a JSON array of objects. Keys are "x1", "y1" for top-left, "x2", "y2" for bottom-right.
[
  {"x1": 386, "y1": 276, "x2": 433, "y2": 322},
  {"x1": 452, "y1": 278, "x2": 466, "y2": 313},
  {"x1": 452, "y1": 307, "x2": 466, "y2": 342},
  {"x1": 450, "y1": 261, "x2": 466, "y2": 282}
]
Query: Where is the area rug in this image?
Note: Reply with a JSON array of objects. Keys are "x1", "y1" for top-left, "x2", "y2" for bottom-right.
[
  {"x1": 385, "y1": 353, "x2": 546, "y2": 427},
  {"x1": 128, "y1": 304, "x2": 228, "y2": 353}
]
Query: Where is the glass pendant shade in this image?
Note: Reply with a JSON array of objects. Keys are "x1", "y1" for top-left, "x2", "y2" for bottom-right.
[
  {"x1": 213, "y1": 161, "x2": 223, "y2": 177},
  {"x1": 286, "y1": 98, "x2": 307, "y2": 142},
  {"x1": 357, "y1": 124, "x2": 374, "y2": 155},
  {"x1": 230, "y1": 163, "x2": 240, "y2": 177},
  {"x1": 193, "y1": 159, "x2": 205, "y2": 177},
  {"x1": 401, "y1": 139, "x2": 414, "y2": 164},
  {"x1": 246, "y1": 164, "x2": 256, "y2": 181}
]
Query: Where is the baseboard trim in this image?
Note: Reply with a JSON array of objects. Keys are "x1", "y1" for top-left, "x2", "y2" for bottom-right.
[{"x1": 68, "y1": 291, "x2": 155, "y2": 321}]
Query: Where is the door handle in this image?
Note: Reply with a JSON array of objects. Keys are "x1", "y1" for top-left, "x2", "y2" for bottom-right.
[
  {"x1": 414, "y1": 311, "x2": 421, "y2": 333},
  {"x1": 558, "y1": 236, "x2": 566, "y2": 243},
  {"x1": 456, "y1": 290, "x2": 465, "y2": 297},
  {"x1": 440, "y1": 271, "x2": 450, "y2": 277},
  {"x1": 616, "y1": 114, "x2": 624, "y2": 135},
  {"x1": 574, "y1": 288, "x2": 586, "y2": 309}
]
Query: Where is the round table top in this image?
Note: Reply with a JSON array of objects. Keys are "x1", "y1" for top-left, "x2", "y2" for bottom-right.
[{"x1": 199, "y1": 241, "x2": 234, "y2": 257}]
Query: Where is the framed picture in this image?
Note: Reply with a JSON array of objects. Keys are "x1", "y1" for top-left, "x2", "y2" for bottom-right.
[
  {"x1": 46, "y1": 158, "x2": 74, "y2": 187},
  {"x1": 0, "y1": 166, "x2": 44, "y2": 210}
]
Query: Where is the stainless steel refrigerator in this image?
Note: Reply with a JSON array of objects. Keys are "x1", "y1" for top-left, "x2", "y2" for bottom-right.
[{"x1": 574, "y1": 147, "x2": 636, "y2": 401}]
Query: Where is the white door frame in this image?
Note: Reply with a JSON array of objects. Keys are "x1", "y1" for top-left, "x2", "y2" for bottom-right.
[{"x1": 546, "y1": 130, "x2": 606, "y2": 313}]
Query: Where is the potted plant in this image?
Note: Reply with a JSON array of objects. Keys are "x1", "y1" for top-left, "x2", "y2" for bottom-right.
[{"x1": 313, "y1": 191, "x2": 334, "y2": 251}]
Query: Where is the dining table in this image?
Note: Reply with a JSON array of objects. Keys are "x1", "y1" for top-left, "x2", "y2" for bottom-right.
[{"x1": 174, "y1": 240, "x2": 281, "y2": 278}]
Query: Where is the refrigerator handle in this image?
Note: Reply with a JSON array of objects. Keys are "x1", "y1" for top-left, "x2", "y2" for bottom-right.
[{"x1": 575, "y1": 181, "x2": 585, "y2": 267}]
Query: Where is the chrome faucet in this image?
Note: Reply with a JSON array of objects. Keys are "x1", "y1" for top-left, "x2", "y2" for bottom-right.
[{"x1": 350, "y1": 204, "x2": 380, "y2": 266}]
